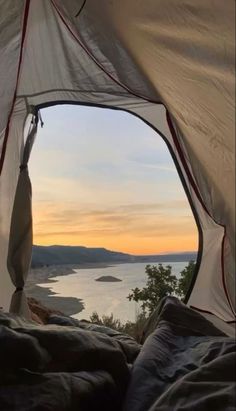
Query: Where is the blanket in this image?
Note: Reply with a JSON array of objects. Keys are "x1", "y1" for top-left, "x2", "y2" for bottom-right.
[
  {"x1": 0, "y1": 312, "x2": 140, "y2": 411},
  {"x1": 1, "y1": 298, "x2": 235, "y2": 410},
  {"x1": 123, "y1": 297, "x2": 236, "y2": 411}
]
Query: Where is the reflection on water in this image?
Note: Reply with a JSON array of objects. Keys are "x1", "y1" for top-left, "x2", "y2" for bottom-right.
[{"x1": 39, "y1": 262, "x2": 188, "y2": 322}]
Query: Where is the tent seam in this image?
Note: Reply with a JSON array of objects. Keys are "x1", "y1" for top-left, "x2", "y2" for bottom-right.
[
  {"x1": 75, "y1": 0, "x2": 87, "y2": 18},
  {"x1": 221, "y1": 228, "x2": 235, "y2": 315},
  {"x1": 50, "y1": 0, "x2": 160, "y2": 105},
  {"x1": 166, "y1": 111, "x2": 235, "y2": 318},
  {"x1": 166, "y1": 111, "x2": 213, "y2": 219},
  {"x1": 0, "y1": 0, "x2": 31, "y2": 176},
  {"x1": 17, "y1": 89, "x2": 138, "y2": 99}
]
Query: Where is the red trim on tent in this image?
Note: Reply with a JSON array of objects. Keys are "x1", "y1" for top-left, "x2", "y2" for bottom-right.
[
  {"x1": 0, "y1": 0, "x2": 30, "y2": 175},
  {"x1": 221, "y1": 228, "x2": 235, "y2": 316},
  {"x1": 50, "y1": 0, "x2": 159, "y2": 105},
  {"x1": 166, "y1": 112, "x2": 211, "y2": 217},
  {"x1": 166, "y1": 111, "x2": 235, "y2": 318}
]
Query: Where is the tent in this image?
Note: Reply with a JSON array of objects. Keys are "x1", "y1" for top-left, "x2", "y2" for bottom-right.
[{"x1": 0, "y1": 0, "x2": 235, "y2": 322}]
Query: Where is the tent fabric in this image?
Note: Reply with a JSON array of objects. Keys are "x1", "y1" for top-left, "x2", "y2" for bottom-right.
[
  {"x1": 7, "y1": 120, "x2": 38, "y2": 317},
  {"x1": 0, "y1": 98, "x2": 27, "y2": 310},
  {"x1": 0, "y1": 0, "x2": 235, "y2": 321},
  {"x1": 0, "y1": 1, "x2": 25, "y2": 139}
]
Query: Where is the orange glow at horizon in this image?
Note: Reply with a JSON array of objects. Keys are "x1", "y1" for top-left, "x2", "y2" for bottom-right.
[
  {"x1": 33, "y1": 233, "x2": 198, "y2": 255},
  {"x1": 32, "y1": 202, "x2": 198, "y2": 255}
]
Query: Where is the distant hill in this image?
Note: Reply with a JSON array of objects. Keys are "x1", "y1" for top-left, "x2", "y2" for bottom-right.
[
  {"x1": 134, "y1": 252, "x2": 197, "y2": 263},
  {"x1": 31, "y1": 245, "x2": 197, "y2": 267},
  {"x1": 31, "y1": 245, "x2": 132, "y2": 267}
]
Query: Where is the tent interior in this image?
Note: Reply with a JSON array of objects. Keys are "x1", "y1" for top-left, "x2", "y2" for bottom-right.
[{"x1": 0, "y1": 0, "x2": 235, "y2": 410}]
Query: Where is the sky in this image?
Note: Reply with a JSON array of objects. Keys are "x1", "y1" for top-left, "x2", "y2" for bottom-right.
[{"x1": 29, "y1": 105, "x2": 198, "y2": 255}]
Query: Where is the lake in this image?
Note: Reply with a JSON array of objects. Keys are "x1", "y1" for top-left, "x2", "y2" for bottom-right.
[{"x1": 39, "y1": 261, "x2": 189, "y2": 322}]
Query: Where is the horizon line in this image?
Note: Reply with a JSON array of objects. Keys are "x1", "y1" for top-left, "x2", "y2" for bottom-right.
[{"x1": 33, "y1": 243, "x2": 197, "y2": 256}]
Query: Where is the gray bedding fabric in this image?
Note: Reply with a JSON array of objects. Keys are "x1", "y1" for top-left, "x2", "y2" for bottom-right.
[
  {"x1": 0, "y1": 298, "x2": 235, "y2": 410},
  {"x1": 123, "y1": 297, "x2": 236, "y2": 411},
  {"x1": 0, "y1": 312, "x2": 140, "y2": 411}
]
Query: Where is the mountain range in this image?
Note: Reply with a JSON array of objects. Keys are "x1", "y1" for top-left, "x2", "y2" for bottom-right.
[{"x1": 32, "y1": 245, "x2": 197, "y2": 267}]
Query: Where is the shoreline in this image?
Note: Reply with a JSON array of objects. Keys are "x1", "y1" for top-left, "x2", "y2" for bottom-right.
[
  {"x1": 26, "y1": 263, "x2": 114, "y2": 316},
  {"x1": 25, "y1": 260, "x2": 190, "y2": 317}
]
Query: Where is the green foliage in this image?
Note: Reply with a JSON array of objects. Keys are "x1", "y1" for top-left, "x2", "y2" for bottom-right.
[
  {"x1": 176, "y1": 260, "x2": 196, "y2": 298},
  {"x1": 90, "y1": 311, "x2": 124, "y2": 331},
  {"x1": 128, "y1": 261, "x2": 196, "y2": 314},
  {"x1": 89, "y1": 311, "x2": 147, "y2": 342},
  {"x1": 122, "y1": 311, "x2": 147, "y2": 341},
  {"x1": 127, "y1": 264, "x2": 178, "y2": 314}
]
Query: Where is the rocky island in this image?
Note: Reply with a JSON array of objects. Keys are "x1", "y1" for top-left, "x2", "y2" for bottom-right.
[{"x1": 95, "y1": 275, "x2": 122, "y2": 282}]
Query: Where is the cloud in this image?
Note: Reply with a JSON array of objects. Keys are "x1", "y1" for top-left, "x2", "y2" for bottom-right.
[{"x1": 33, "y1": 201, "x2": 197, "y2": 241}]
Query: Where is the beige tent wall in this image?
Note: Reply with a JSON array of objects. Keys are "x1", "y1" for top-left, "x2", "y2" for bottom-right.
[
  {"x1": 131, "y1": 104, "x2": 235, "y2": 320},
  {"x1": 0, "y1": 99, "x2": 28, "y2": 310},
  {"x1": 0, "y1": 1, "x2": 25, "y2": 144}
]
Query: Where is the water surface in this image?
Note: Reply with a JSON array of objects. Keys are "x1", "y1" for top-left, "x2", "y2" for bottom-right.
[{"x1": 39, "y1": 261, "x2": 189, "y2": 322}]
